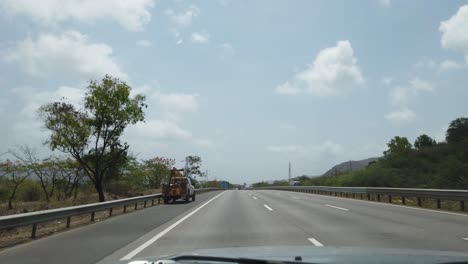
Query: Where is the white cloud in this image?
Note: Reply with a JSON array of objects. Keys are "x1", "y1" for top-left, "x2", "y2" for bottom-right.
[
  {"x1": 0, "y1": 0, "x2": 155, "y2": 31},
  {"x1": 275, "y1": 82, "x2": 300, "y2": 95},
  {"x1": 191, "y1": 31, "x2": 210, "y2": 44},
  {"x1": 275, "y1": 40, "x2": 364, "y2": 96},
  {"x1": 165, "y1": 5, "x2": 200, "y2": 26},
  {"x1": 152, "y1": 92, "x2": 199, "y2": 113},
  {"x1": 413, "y1": 58, "x2": 437, "y2": 70},
  {"x1": 409, "y1": 77, "x2": 434, "y2": 92},
  {"x1": 169, "y1": 29, "x2": 184, "y2": 45},
  {"x1": 378, "y1": 0, "x2": 391, "y2": 8},
  {"x1": 136, "y1": 39, "x2": 152, "y2": 47},
  {"x1": 8, "y1": 85, "x2": 86, "y2": 147},
  {"x1": 385, "y1": 108, "x2": 416, "y2": 124},
  {"x1": 4, "y1": 31, "x2": 127, "y2": 80},
  {"x1": 389, "y1": 78, "x2": 433, "y2": 106},
  {"x1": 220, "y1": 42, "x2": 235, "y2": 56},
  {"x1": 440, "y1": 5, "x2": 468, "y2": 62},
  {"x1": 438, "y1": 59, "x2": 464, "y2": 72},
  {"x1": 128, "y1": 119, "x2": 192, "y2": 141}
]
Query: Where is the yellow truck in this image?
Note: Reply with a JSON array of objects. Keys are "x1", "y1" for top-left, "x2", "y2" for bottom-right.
[{"x1": 161, "y1": 168, "x2": 195, "y2": 204}]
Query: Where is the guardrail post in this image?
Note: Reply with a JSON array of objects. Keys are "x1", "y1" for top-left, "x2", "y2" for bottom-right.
[
  {"x1": 377, "y1": 194, "x2": 381, "y2": 202},
  {"x1": 437, "y1": 199, "x2": 441, "y2": 209},
  {"x1": 417, "y1": 197, "x2": 422, "y2": 207},
  {"x1": 109, "y1": 208, "x2": 113, "y2": 217},
  {"x1": 367, "y1": 194, "x2": 371, "y2": 200},
  {"x1": 144, "y1": 201, "x2": 147, "y2": 208},
  {"x1": 352, "y1": 193, "x2": 356, "y2": 199},
  {"x1": 402, "y1": 196, "x2": 406, "y2": 204},
  {"x1": 66, "y1": 216, "x2": 71, "y2": 228},
  {"x1": 360, "y1": 193, "x2": 363, "y2": 200},
  {"x1": 388, "y1": 195, "x2": 392, "y2": 203},
  {"x1": 123, "y1": 205, "x2": 127, "y2": 213},
  {"x1": 461, "y1": 201, "x2": 465, "y2": 211},
  {"x1": 31, "y1": 223, "x2": 37, "y2": 239},
  {"x1": 91, "y1": 212, "x2": 95, "y2": 222},
  {"x1": 152, "y1": 199, "x2": 154, "y2": 206},
  {"x1": 134, "y1": 203, "x2": 138, "y2": 210},
  {"x1": 158, "y1": 197, "x2": 161, "y2": 204}
]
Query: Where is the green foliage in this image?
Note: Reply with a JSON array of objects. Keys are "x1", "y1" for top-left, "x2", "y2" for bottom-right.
[
  {"x1": 384, "y1": 136, "x2": 412, "y2": 156},
  {"x1": 185, "y1": 155, "x2": 202, "y2": 178},
  {"x1": 446, "y1": 117, "x2": 468, "y2": 144},
  {"x1": 39, "y1": 75, "x2": 147, "y2": 202},
  {"x1": 272, "y1": 180, "x2": 289, "y2": 186},
  {"x1": 143, "y1": 157, "x2": 175, "y2": 188},
  {"x1": 414, "y1": 134, "x2": 436, "y2": 150},
  {"x1": 295, "y1": 117, "x2": 468, "y2": 190},
  {"x1": 252, "y1": 181, "x2": 270, "y2": 188}
]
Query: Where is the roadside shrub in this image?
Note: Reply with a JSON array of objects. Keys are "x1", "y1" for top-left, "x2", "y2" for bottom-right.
[{"x1": 18, "y1": 180, "x2": 42, "y2": 202}]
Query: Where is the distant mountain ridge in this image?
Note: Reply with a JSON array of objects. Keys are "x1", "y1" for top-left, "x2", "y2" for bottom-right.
[{"x1": 322, "y1": 157, "x2": 380, "y2": 177}]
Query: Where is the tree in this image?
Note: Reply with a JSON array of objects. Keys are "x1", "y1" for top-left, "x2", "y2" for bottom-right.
[
  {"x1": 414, "y1": 134, "x2": 436, "y2": 150},
  {"x1": 143, "y1": 157, "x2": 175, "y2": 188},
  {"x1": 10, "y1": 145, "x2": 60, "y2": 203},
  {"x1": 0, "y1": 160, "x2": 32, "y2": 209},
  {"x1": 384, "y1": 136, "x2": 412, "y2": 156},
  {"x1": 446, "y1": 117, "x2": 468, "y2": 144},
  {"x1": 185, "y1": 155, "x2": 202, "y2": 178},
  {"x1": 39, "y1": 75, "x2": 147, "y2": 202}
]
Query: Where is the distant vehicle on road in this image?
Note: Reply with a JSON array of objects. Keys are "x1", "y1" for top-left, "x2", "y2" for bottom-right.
[
  {"x1": 291, "y1": 180, "x2": 300, "y2": 186},
  {"x1": 161, "y1": 168, "x2": 195, "y2": 204}
]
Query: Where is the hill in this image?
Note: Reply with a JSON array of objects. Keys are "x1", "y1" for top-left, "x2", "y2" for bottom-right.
[{"x1": 322, "y1": 157, "x2": 379, "y2": 177}]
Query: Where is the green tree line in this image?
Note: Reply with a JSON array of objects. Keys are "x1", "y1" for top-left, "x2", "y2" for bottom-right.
[{"x1": 255, "y1": 117, "x2": 468, "y2": 190}]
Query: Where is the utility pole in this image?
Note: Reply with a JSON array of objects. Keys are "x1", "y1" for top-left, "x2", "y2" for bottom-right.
[{"x1": 288, "y1": 161, "x2": 291, "y2": 184}]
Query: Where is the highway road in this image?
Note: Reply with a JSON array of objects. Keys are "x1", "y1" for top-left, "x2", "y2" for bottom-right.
[{"x1": 1, "y1": 189, "x2": 468, "y2": 264}]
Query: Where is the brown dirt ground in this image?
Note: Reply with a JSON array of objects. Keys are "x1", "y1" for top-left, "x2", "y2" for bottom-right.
[{"x1": 0, "y1": 190, "x2": 161, "y2": 250}]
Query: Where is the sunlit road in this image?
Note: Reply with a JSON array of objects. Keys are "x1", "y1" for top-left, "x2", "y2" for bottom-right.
[{"x1": 1, "y1": 190, "x2": 468, "y2": 264}]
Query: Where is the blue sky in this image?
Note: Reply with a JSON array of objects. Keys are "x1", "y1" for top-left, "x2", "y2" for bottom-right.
[{"x1": 1, "y1": 0, "x2": 468, "y2": 184}]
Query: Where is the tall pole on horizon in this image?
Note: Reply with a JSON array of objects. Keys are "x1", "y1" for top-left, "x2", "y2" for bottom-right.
[{"x1": 288, "y1": 161, "x2": 291, "y2": 183}]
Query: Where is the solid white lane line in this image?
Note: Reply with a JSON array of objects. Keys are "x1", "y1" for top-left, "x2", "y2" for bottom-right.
[
  {"x1": 325, "y1": 204, "x2": 349, "y2": 211},
  {"x1": 253, "y1": 196, "x2": 258, "y2": 200},
  {"x1": 463, "y1": 238, "x2": 468, "y2": 241},
  {"x1": 264, "y1": 204, "x2": 273, "y2": 211},
  {"x1": 120, "y1": 191, "x2": 226, "y2": 260},
  {"x1": 308, "y1": 238, "x2": 324, "y2": 246},
  {"x1": 291, "y1": 196, "x2": 300, "y2": 200},
  {"x1": 276, "y1": 190, "x2": 468, "y2": 218}
]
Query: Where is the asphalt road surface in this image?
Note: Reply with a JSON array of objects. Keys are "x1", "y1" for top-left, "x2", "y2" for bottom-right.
[{"x1": 2, "y1": 190, "x2": 468, "y2": 264}]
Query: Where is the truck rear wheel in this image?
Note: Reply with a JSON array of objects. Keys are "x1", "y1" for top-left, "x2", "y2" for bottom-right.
[
  {"x1": 185, "y1": 194, "x2": 190, "y2": 203},
  {"x1": 163, "y1": 197, "x2": 169, "y2": 204},
  {"x1": 192, "y1": 192, "x2": 196, "y2": 201}
]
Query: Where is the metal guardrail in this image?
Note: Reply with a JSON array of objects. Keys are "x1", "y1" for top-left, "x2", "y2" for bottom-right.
[
  {"x1": 0, "y1": 188, "x2": 222, "y2": 239},
  {"x1": 255, "y1": 186, "x2": 468, "y2": 210}
]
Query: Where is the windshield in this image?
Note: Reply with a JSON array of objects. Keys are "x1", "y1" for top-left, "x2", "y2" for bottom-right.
[{"x1": 0, "y1": 1, "x2": 468, "y2": 264}]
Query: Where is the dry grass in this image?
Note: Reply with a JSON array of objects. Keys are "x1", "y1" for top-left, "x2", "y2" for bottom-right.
[{"x1": 0, "y1": 190, "x2": 162, "y2": 250}]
